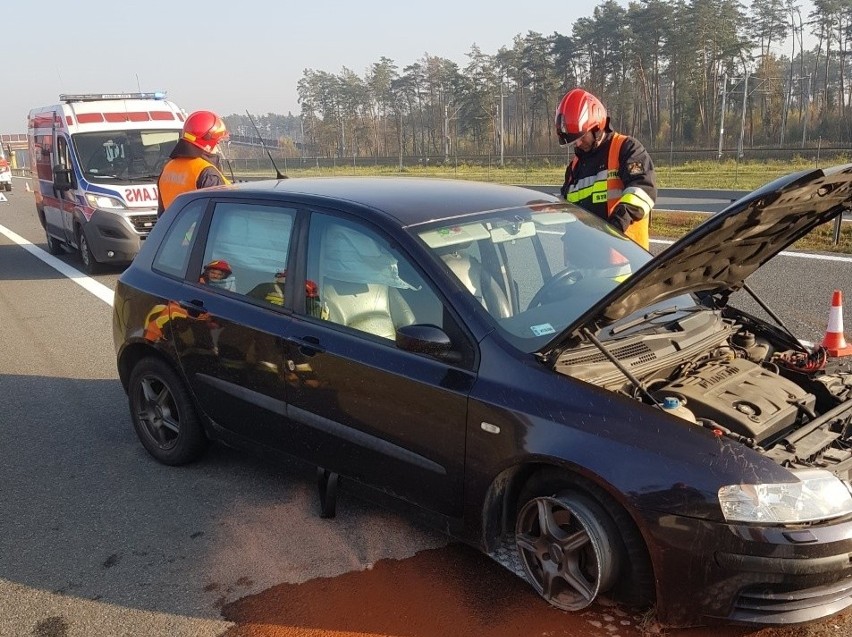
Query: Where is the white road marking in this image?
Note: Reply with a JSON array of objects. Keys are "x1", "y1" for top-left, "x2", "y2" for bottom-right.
[{"x1": 0, "y1": 224, "x2": 114, "y2": 306}]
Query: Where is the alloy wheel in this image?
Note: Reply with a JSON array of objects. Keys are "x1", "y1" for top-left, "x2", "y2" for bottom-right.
[
  {"x1": 515, "y1": 494, "x2": 618, "y2": 611},
  {"x1": 134, "y1": 373, "x2": 181, "y2": 450}
]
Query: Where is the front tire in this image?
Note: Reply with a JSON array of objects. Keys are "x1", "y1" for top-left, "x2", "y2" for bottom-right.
[
  {"x1": 127, "y1": 357, "x2": 208, "y2": 465},
  {"x1": 77, "y1": 225, "x2": 101, "y2": 274},
  {"x1": 515, "y1": 490, "x2": 623, "y2": 611}
]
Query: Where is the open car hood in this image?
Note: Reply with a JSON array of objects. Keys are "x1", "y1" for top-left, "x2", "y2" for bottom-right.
[{"x1": 542, "y1": 163, "x2": 852, "y2": 355}]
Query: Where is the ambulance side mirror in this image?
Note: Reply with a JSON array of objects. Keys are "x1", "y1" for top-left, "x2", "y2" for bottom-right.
[{"x1": 53, "y1": 165, "x2": 74, "y2": 191}]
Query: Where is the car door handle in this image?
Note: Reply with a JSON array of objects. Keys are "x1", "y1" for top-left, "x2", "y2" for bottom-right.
[
  {"x1": 287, "y1": 335, "x2": 325, "y2": 356},
  {"x1": 178, "y1": 299, "x2": 206, "y2": 317}
]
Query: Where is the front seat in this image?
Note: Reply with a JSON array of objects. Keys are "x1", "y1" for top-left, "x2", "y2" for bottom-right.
[
  {"x1": 318, "y1": 224, "x2": 416, "y2": 340},
  {"x1": 322, "y1": 279, "x2": 415, "y2": 339},
  {"x1": 440, "y1": 252, "x2": 511, "y2": 318}
]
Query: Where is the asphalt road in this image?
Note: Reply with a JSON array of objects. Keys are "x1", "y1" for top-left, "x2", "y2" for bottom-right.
[{"x1": 1, "y1": 175, "x2": 851, "y2": 637}]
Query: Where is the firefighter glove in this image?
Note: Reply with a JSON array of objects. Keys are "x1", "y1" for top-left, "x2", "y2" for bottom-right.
[{"x1": 610, "y1": 204, "x2": 633, "y2": 233}]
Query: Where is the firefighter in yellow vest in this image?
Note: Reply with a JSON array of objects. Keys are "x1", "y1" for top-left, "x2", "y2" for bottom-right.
[
  {"x1": 555, "y1": 89, "x2": 656, "y2": 250},
  {"x1": 157, "y1": 110, "x2": 231, "y2": 216}
]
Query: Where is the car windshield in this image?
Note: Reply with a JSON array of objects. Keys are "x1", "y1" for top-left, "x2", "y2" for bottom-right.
[
  {"x1": 414, "y1": 202, "x2": 656, "y2": 353},
  {"x1": 72, "y1": 129, "x2": 180, "y2": 183}
]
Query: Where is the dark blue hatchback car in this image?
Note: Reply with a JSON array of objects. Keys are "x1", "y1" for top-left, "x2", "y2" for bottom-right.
[{"x1": 113, "y1": 172, "x2": 852, "y2": 627}]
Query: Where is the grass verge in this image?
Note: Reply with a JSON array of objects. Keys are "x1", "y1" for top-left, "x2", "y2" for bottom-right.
[{"x1": 653, "y1": 211, "x2": 852, "y2": 254}]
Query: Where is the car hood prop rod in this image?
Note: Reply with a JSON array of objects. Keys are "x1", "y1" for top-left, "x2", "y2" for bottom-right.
[
  {"x1": 743, "y1": 283, "x2": 809, "y2": 352},
  {"x1": 581, "y1": 327, "x2": 661, "y2": 408}
]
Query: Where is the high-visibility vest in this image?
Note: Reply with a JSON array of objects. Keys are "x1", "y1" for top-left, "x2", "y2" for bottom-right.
[
  {"x1": 158, "y1": 157, "x2": 227, "y2": 211},
  {"x1": 567, "y1": 133, "x2": 650, "y2": 250}
]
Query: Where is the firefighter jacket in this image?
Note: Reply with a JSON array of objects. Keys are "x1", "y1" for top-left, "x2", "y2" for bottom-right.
[
  {"x1": 560, "y1": 131, "x2": 657, "y2": 250},
  {"x1": 157, "y1": 139, "x2": 230, "y2": 215}
]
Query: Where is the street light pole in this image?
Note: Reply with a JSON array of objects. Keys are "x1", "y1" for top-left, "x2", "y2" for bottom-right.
[
  {"x1": 500, "y1": 82, "x2": 505, "y2": 167},
  {"x1": 737, "y1": 73, "x2": 748, "y2": 159},
  {"x1": 718, "y1": 74, "x2": 727, "y2": 159},
  {"x1": 802, "y1": 75, "x2": 811, "y2": 148}
]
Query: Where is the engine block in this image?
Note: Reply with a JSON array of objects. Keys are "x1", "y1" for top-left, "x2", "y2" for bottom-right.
[{"x1": 656, "y1": 357, "x2": 815, "y2": 443}]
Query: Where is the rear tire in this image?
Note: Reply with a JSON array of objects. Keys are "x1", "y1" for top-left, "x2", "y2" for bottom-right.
[
  {"x1": 127, "y1": 357, "x2": 208, "y2": 465},
  {"x1": 45, "y1": 229, "x2": 63, "y2": 255}
]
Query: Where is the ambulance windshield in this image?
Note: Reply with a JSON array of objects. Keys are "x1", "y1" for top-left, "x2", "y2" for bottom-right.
[{"x1": 73, "y1": 130, "x2": 180, "y2": 183}]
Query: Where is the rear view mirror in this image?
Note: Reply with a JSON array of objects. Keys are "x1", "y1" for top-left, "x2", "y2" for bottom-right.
[{"x1": 490, "y1": 221, "x2": 536, "y2": 243}]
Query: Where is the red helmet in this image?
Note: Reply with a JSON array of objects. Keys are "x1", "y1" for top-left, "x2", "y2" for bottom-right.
[
  {"x1": 182, "y1": 110, "x2": 229, "y2": 152},
  {"x1": 203, "y1": 259, "x2": 232, "y2": 276},
  {"x1": 555, "y1": 89, "x2": 608, "y2": 145}
]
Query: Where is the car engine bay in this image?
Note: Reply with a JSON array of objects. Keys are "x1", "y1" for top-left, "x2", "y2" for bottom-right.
[{"x1": 554, "y1": 307, "x2": 852, "y2": 480}]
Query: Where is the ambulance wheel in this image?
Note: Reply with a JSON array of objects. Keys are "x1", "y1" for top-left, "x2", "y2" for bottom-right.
[
  {"x1": 45, "y1": 229, "x2": 63, "y2": 255},
  {"x1": 77, "y1": 226, "x2": 101, "y2": 274}
]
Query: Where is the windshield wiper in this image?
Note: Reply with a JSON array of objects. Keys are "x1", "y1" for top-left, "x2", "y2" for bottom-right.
[{"x1": 609, "y1": 305, "x2": 704, "y2": 335}]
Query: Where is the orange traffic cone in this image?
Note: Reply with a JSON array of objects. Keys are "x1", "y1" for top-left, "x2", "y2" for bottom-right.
[{"x1": 821, "y1": 290, "x2": 852, "y2": 356}]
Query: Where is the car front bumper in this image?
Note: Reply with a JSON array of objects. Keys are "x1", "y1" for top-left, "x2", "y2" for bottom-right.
[
  {"x1": 84, "y1": 209, "x2": 157, "y2": 263},
  {"x1": 643, "y1": 509, "x2": 852, "y2": 626}
]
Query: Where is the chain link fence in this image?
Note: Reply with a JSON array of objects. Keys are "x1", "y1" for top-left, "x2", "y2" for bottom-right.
[{"x1": 223, "y1": 145, "x2": 852, "y2": 188}]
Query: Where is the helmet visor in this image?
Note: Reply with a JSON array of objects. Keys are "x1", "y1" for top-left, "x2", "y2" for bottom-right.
[
  {"x1": 555, "y1": 113, "x2": 583, "y2": 146},
  {"x1": 557, "y1": 130, "x2": 584, "y2": 146}
]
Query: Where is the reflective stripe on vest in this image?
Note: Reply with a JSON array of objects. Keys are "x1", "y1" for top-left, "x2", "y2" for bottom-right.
[
  {"x1": 607, "y1": 133, "x2": 649, "y2": 250},
  {"x1": 605, "y1": 133, "x2": 626, "y2": 214},
  {"x1": 566, "y1": 133, "x2": 650, "y2": 250},
  {"x1": 158, "y1": 157, "x2": 226, "y2": 210},
  {"x1": 565, "y1": 137, "x2": 627, "y2": 210}
]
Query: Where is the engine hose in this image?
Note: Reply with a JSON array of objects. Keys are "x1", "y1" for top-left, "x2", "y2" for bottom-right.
[
  {"x1": 776, "y1": 347, "x2": 828, "y2": 373},
  {"x1": 697, "y1": 418, "x2": 761, "y2": 449}
]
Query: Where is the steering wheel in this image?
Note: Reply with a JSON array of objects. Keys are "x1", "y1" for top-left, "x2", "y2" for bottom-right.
[{"x1": 527, "y1": 268, "x2": 583, "y2": 310}]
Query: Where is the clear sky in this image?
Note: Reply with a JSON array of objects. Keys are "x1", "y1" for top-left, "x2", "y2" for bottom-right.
[
  {"x1": 0, "y1": 0, "x2": 616, "y2": 133},
  {"x1": 1, "y1": 0, "x2": 812, "y2": 134}
]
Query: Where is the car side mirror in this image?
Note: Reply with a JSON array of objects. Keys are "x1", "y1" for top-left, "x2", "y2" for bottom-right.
[
  {"x1": 53, "y1": 165, "x2": 74, "y2": 191},
  {"x1": 396, "y1": 324, "x2": 460, "y2": 363}
]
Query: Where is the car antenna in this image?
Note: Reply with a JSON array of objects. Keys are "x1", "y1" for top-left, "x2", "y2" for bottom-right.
[
  {"x1": 246, "y1": 110, "x2": 287, "y2": 180},
  {"x1": 217, "y1": 139, "x2": 238, "y2": 183}
]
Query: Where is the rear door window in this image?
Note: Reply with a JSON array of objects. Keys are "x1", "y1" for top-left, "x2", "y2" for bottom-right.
[{"x1": 199, "y1": 202, "x2": 297, "y2": 304}]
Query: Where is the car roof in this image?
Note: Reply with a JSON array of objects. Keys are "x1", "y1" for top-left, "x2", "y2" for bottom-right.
[{"x1": 223, "y1": 177, "x2": 562, "y2": 227}]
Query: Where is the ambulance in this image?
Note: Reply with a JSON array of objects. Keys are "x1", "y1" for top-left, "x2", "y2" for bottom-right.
[{"x1": 28, "y1": 92, "x2": 185, "y2": 273}]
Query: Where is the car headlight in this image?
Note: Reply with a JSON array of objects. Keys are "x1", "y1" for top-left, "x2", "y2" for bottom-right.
[
  {"x1": 85, "y1": 193, "x2": 126, "y2": 210},
  {"x1": 718, "y1": 469, "x2": 852, "y2": 524}
]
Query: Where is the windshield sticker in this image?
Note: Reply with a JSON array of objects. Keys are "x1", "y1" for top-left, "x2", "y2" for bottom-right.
[{"x1": 530, "y1": 323, "x2": 556, "y2": 336}]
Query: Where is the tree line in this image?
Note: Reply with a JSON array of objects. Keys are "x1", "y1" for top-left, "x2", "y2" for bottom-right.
[{"x1": 227, "y1": 0, "x2": 852, "y2": 161}]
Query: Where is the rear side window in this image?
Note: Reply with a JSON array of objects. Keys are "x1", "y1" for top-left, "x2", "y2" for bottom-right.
[
  {"x1": 199, "y1": 202, "x2": 296, "y2": 300},
  {"x1": 152, "y1": 200, "x2": 205, "y2": 277}
]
